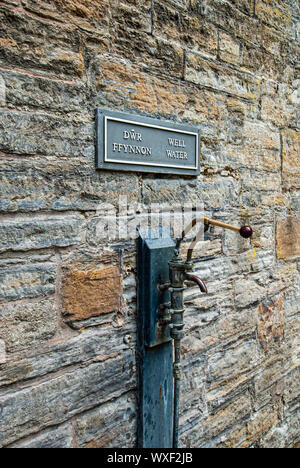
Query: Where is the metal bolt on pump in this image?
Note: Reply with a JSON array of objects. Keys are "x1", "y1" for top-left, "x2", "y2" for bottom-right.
[{"x1": 160, "y1": 217, "x2": 253, "y2": 448}]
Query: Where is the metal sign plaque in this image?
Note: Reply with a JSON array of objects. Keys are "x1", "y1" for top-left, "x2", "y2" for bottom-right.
[{"x1": 96, "y1": 109, "x2": 200, "y2": 176}]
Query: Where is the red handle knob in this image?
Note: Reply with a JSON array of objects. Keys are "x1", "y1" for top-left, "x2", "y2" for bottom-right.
[{"x1": 239, "y1": 226, "x2": 253, "y2": 239}]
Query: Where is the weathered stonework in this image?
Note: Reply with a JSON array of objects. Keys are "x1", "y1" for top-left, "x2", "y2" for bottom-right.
[
  {"x1": 0, "y1": 0, "x2": 299, "y2": 449},
  {"x1": 277, "y1": 216, "x2": 300, "y2": 259},
  {"x1": 257, "y1": 296, "x2": 285, "y2": 350},
  {"x1": 0, "y1": 75, "x2": 5, "y2": 107}
]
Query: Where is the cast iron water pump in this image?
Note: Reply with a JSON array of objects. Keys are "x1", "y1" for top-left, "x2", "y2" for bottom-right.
[
  {"x1": 160, "y1": 217, "x2": 252, "y2": 447},
  {"x1": 137, "y1": 217, "x2": 253, "y2": 448}
]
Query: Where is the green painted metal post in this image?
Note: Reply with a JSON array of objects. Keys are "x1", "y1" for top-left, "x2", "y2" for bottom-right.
[{"x1": 137, "y1": 230, "x2": 175, "y2": 448}]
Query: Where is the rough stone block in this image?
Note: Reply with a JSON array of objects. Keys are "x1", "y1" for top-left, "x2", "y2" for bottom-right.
[
  {"x1": 207, "y1": 338, "x2": 259, "y2": 392},
  {"x1": 0, "y1": 158, "x2": 139, "y2": 213},
  {"x1": 0, "y1": 216, "x2": 84, "y2": 253},
  {"x1": 0, "y1": 319, "x2": 136, "y2": 387},
  {"x1": 219, "y1": 32, "x2": 240, "y2": 65},
  {"x1": 185, "y1": 52, "x2": 260, "y2": 99},
  {"x1": 62, "y1": 265, "x2": 122, "y2": 323},
  {"x1": 255, "y1": 0, "x2": 293, "y2": 36},
  {"x1": 76, "y1": 392, "x2": 137, "y2": 448},
  {"x1": 282, "y1": 129, "x2": 300, "y2": 189},
  {"x1": 3, "y1": 70, "x2": 86, "y2": 113},
  {"x1": 22, "y1": 0, "x2": 110, "y2": 34},
  {"x1": 277, "y1": 216, "x2": 300, "y2": 259},
  {"x1": 110, "y1": 2, "x2": 177, "y2": 72},
  {"x1": 235, "y1": 278, "x2": 265, "y2": 308},
  {"x1": 0, "y1": 75, "x2": 5, "y2": 106},
  {"x1": 260, "y1": 80, "x2": 298, "y2": 128},
  {"x1": 93, "y1": 56, "x2": 158, "y2": 113},
  {"x1": 285, "y1": 403, "x2": 300, "y2": 447},
  {"x1": 253, "y1": 357, "x2": 288, "y2": 410},
  {"x1": 154, "y1": 2, "x2": 218, "y2": 59},
  {"x1": 206, "y1": 0, "x2": 260, "y2": 43},
  {"x1": 241, "y1": 42, "x2": 294, "y2": 83},
  {"x1": 10, "y1": 422, "x2": 73, "y2": 448},
  {"x1": 202, "y1": 393, "x2": 252, "y2": 440},
  {"x1": 0, "y1": 6, "x2": 84, "y2": 77},
  {"x1": 260, "y1": 423, "x2": 290, "y2": 448},
  {"x1": 0, "y1": 340, "x2": 6, "y2": 364},
  {"x1": 284, "y1": 367, "x2": 300, "y2": 407},
  {"x1": 0, "y1": 352, "x2": 135, "y2": 447},
  {"x1": 200, "y1": 176, "x2": 240, "y2": 210},
  {"x1": 0, "y1": 111, "x2": 94, "y2": 158},
  {"x1": 228, "y1": 121, "x2": 281, "y2": 172},
  {"x1": 227, "y1": 0, "x2": 254, "y2": 15},
  {"x1": 0, "y1": 264, "x2": 56, "y2": 302},
  {"x1": 246, "y1": 406, "x2": 278, "y2": 446},
  {"x1": 0, "y1": 297, "x2": 57, "y2": 353},
  {"x1": 257, "y1": 296, "x2": 285, "y2": 350},
  {"x1": 181, "y1": 238, "x2": 222, "y2": 260}
]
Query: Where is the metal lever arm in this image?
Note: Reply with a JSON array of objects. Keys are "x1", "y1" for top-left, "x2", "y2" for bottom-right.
[
  {"x1": 176, "y1": 216, "x2": 253, "y2": 262},
  {"x1": 204, "y1": 217, "x2": 253, "y2": 239}
]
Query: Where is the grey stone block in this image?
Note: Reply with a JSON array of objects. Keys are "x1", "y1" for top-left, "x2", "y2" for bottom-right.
[
  {"x1": 0, "y1": 297, "x2": 57, "y2": 353},
  {"x1": 0, "y1": 351, "x2": 135, "y2": 447},
  {"x1": 0, "y1": 264, "x2": 56, "y2": 302},
  {"x1": 10, "y1": 423, "x2": 73, "y2": 448},
  {"x1": 0, "y1": 216, "x2": 84, "y2": 253}
]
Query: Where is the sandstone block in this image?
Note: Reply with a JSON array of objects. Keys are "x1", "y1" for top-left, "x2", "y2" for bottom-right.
[
  {"x1": 219, "y1": 32, "x2": 240, "y2": 65},
  {"x1": 110, "y1": 2, "x2": 180, "y2": 74},
  {"x1": 3, "y1": 70, "x2": 86, "y2": 113},
  {"x1": 206, "y1": 0, "x2": 260, "y2": 43},
  {"x1": 0, "y1": 320, "x2": 136, "y2": 387},
  {"x1": 200, "y1": 176, "x2": 240, "y2": 210},
  {"x1": 22, "y1": 0, "x2": 110, "y2": 34},
  {"x1": 0, "y1": 7, "x2": 84, "y2": 77},
  {"x1": 228, "y1": 121, "x2": 281, "y2": 172},
  {"x1": 282, "y1": 129, "x2": 300, "y2": 189},
  {"x1": 185, "y1": 52, "x2": 260, "y2": 99},
  {"x1": 240, "y1": 42, "x2": 282, "y2": 80},
  {"x1": 202, "y1": 393, "x2": 252, "y2": 440},
  {"x1": 229, "y1": 0, "x2": 254, "y2": 15},
  {"x1": 255, "y1": 0, "x2": 293, "y2": 36},
  {"x1": 154, "y1": 2, "x2": 218, "y2": 59},
  {"x1": 260, "y1": 80, "x2": 298, "y2": 128},
  {"x1": 284, "y1": 367, "x2": 300, "y2": 406},
  {"x1": 207, "y1": 338, "x2": 259, "y2": 392},
  {"x1": 246, "y1": 406, "x2": 278, "y2": 445},
  {"x1": 62, "y1": 265, "x2": 122, "y2": 323},
  {"x1": 277, "y1": 217, "x2": 300, "y2": 259}
]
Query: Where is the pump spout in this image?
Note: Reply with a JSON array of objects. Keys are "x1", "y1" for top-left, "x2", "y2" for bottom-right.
[{"x1": 185, "y1": 273, "x2": 208, "y2": 294}]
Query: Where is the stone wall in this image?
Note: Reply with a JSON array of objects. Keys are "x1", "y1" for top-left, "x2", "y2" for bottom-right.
[{"x1": 0, "y1": 0, "x2": 299, "y2": 448}]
